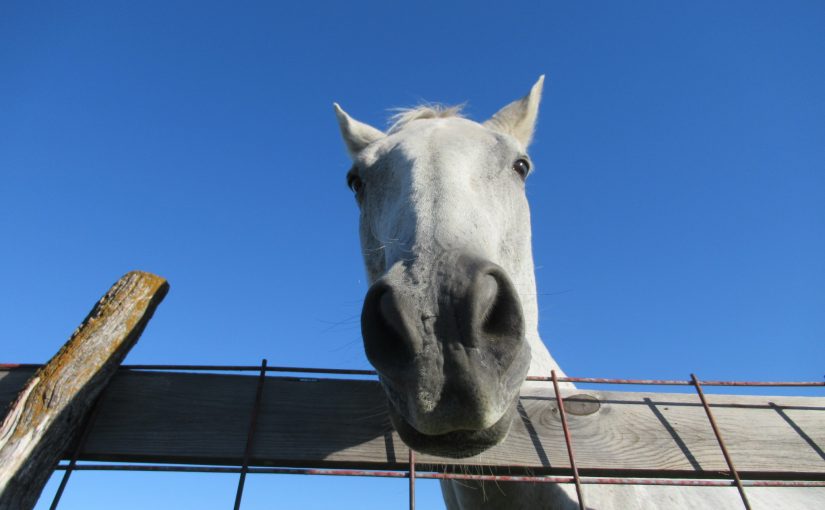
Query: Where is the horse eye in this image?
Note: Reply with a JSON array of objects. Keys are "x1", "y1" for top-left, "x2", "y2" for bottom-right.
[
  {"x1": 347, "y1": 174, "x2": 363, "y2": 194},
  {"x1": 512, "y1": 158, "x2": 531, "y2": 180}
]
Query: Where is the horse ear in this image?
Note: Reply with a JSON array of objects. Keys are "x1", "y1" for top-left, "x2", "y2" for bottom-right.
[
  {"x1": 483, "y1": 75, "x2": 544, "y2": 148},
  {"x1": 333, "y1": 103, "x2": 386, "y2": 158}
]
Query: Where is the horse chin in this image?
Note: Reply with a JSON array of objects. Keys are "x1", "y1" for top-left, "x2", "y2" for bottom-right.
[{"x1": 386, "y1": 399, "x2": 517, "y2": 459}]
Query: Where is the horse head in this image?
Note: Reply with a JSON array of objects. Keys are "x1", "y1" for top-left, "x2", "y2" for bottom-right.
[{"x1": 335, "y1": 77, "x2": 544, "y2": 458}]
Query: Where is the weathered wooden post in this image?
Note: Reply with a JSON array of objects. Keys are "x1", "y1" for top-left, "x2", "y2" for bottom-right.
[{"x1": 0, "y1": 271, "x2": 168, "y2": 510}]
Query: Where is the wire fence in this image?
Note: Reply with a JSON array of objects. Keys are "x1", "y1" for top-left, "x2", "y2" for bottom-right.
[{"x1": 26, "y1": 362, "x2": 824, "y2": 510}]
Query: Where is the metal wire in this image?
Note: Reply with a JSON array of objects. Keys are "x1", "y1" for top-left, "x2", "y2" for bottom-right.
[
  {"x1": 52, "y1": 464, "x2": 825, "y2": 487},
  {"x1": 5, "y1": 362, "x2": 819, "y2": 508},
  {"x1": 552, "y1": 369, "x2": 586, "y2": 509},
  {"x1": 408, "y1": 449, "x2": 416, "y2": 510},
  {"x1": 233, "y1": 359, "x2": 268, "y2": 510},
  {"x1": 691, "y1": 373, "x2": 752, "y2": 509},
  {"x1": 527, "y1": 375, "x2": 825, "y2": 387},
  {"x1": 49, "y1": 394, "x2": 105, "y2": 510},
  {"x1": 4, "y1": 363, "x2": 822, "y2": 386},
  {"x1": 122, "y1": 364, "x2": 377, "y2": 376}
]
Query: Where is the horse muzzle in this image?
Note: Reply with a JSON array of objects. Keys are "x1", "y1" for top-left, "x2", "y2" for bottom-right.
[{"x1": 360, "y1": 253, "x2": 531, "y2": 457}]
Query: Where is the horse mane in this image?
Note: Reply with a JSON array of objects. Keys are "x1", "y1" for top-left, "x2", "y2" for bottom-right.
[{"x1": 388, "y1": 104, "x2": 465, "y2": 133}]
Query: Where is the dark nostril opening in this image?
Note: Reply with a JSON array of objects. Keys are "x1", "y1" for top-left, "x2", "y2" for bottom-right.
[
  {"x1": 477, "y1": 275, "x2": 498, "y2": 318},
  {"x1": 475, "y1": 270, "x2": 524, "y2": 341},
  {"x1": 362, "y1": 282, "x2": 416, "y2": 371}
]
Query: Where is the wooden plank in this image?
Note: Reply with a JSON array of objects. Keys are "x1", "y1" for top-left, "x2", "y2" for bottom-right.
[
  {"x1": 2, "y1": 367, "x2": 822, "y2": 479},
  {"x1": 0, "y1": 272, "x2": 169, "y2": 510}
]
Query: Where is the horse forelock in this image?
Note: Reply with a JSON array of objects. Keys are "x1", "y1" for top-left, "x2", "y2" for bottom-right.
[{"x1": 387, "y1": 104, "x2": 465, "y2": 134}]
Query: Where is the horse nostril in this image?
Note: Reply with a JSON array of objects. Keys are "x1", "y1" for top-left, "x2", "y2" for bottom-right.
[
  {"x1": 362, "y1": 282, "x2": 417, "y2": 371},
  {"x1": 476, "y1": 275, "x2": 498, "y2": 319},
  {"x1": 475, "y1": 270, "x2": 524, "y2": 341}
]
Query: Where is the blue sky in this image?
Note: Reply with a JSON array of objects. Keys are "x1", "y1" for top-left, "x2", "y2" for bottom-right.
[{"x1": 1, "y1": 1, "x2": 823, "y2": 508}]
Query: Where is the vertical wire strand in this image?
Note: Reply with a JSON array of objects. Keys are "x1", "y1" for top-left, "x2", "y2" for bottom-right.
[
  {"x1": 552, "y1": 370, "x2": 586, "y2": 510},
  {"x1": 408, "y1": 449, "x2": 416, "y2": 510},
  {"x1": 691, "y1": 373, "x2": 751, "y2": 510},
  {"x1": 49, "y1": 394, "x2": 106, "y2": 510},
  {"x1": 233, "y1": 359, "x2": 268, "y2": 510}
]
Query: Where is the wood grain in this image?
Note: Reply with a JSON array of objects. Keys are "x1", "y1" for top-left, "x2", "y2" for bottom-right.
[
  {"x1": 0, "y1": 272, "x2": 168, "y2": 510},
  {"x1": 2, "y1": 367, "x2": 821, "y2": 479}
]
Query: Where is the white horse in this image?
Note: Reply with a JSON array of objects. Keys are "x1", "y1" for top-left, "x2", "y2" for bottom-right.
[{"x1": 334, "y1": 78, "x2": 822, "y2": 509}]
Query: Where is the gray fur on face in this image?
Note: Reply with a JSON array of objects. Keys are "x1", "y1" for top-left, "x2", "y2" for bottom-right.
[{"x1": 354, "y1": 118, "x2": 534, "y2": 455}]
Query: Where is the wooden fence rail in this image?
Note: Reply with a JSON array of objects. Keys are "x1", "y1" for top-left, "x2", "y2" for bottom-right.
[{"x1": 2, "y1": 366, "x2": 823, "y2": 479}]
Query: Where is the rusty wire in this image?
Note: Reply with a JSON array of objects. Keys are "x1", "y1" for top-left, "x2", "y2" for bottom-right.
[
  {"x1": 552, "y1": 369, "x2": 586, "y2": 510},
  {"x1": 232, "y1": 359, "x2": 268, "y2": 510},
  {"x1": 17, "y1": 362, "x2": 821, "y2": 510}
]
